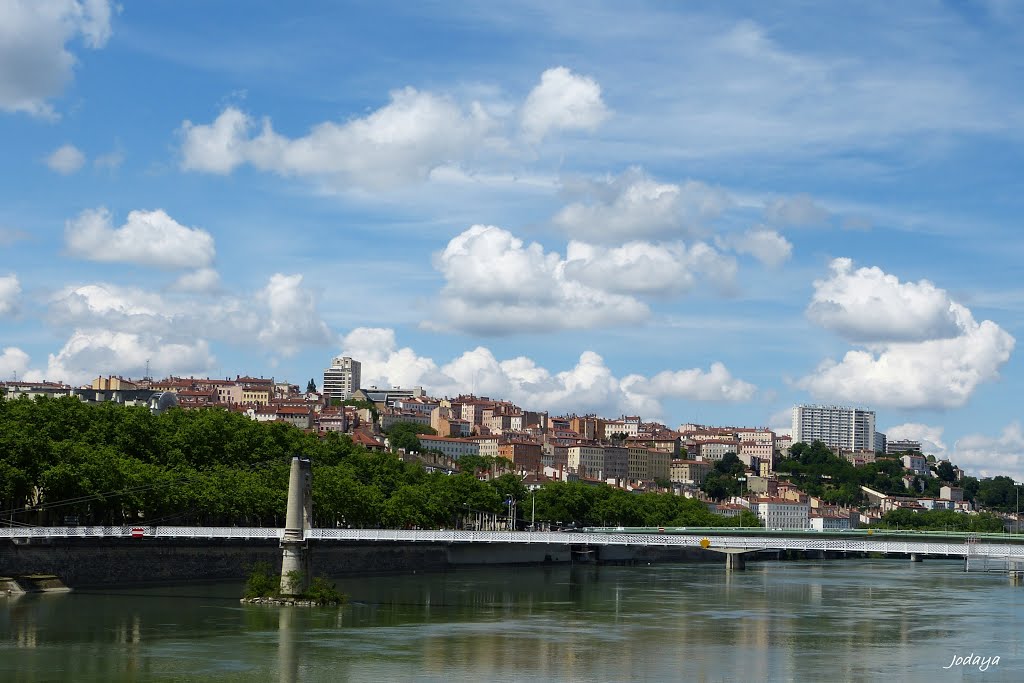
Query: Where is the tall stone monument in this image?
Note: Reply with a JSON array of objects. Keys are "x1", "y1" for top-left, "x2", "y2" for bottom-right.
[{"x1": 280, "y1": 456, "x2": 312, "y2": 596}]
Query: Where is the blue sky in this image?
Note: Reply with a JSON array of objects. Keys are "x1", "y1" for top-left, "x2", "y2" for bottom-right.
[{"x1": 2, "y1": 1, "x2": 1024, "y2": 478}]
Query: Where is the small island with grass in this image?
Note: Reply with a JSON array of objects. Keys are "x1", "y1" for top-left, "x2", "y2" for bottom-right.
[{"x1": 240, "y1": 562, "x2": 346, "y2": 607}]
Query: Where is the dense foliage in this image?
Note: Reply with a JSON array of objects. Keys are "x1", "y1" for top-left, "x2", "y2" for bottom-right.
[
  {"x1": 700, "y1": 453, "x2": 747, "y2": 499},
  {"x1": 876, "y1": 508, "x2": 1005, "y2": 533},
  {"x1": 383, "y1": 421, "x2": 436, "y2": 453},
  {"x1": 243, "y1": 561, "x2": 345, "y2": 604},
  {"x1": 0, "y1": 396, "x2": 753, "y2": 529},
  {"x1": 775, "y1": 441, "x2": 926, "y2": 506},
  {"x1": 968, "y1": 475, "x2": 1022, "y2": 513}
]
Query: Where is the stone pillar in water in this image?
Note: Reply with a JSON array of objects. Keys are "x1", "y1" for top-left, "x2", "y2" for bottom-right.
[{"x1": 280, "y1": 456, "x2": 312, "y2": 596}]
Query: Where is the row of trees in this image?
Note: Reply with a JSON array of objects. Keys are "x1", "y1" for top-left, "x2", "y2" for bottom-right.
[
  {"x1": 877, "y1": 508, "x2": 1005, "y2": 532},
  {"x1": 0, "y1": 396, "x2": 755, "y2": 529},
  {"x1": 770, "y1": 441, "x2": 966, "y2": 506}
]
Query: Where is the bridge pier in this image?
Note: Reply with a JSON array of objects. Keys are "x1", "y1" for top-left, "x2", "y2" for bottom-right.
[
  {"x1": 280, "y1": 456, "x2": 312, "y2": 596},
  {"x1": 910, "y1": 554, "x2": 923, "y2": 563},
  {"x1": 702, "y1": 547, "x2": 754, "y2": 571}
]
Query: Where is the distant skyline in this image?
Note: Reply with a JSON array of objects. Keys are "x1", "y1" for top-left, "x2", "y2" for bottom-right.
[{"x1": 1, "y1": 1, "x2": 1023, "y2": 479}]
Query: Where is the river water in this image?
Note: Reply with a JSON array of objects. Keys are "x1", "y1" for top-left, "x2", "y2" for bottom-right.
[{"x1": 2, "y1": 558, "x2": 1022, "y2": 682}]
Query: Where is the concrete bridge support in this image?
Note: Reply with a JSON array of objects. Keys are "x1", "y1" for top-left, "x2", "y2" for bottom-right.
[
  {"x1": 280, "y1": 456, "x2": 312, "y2": 596},
  {"x1": 703, "y1": 547, "x2": 756, "y2": 571},
  {"x1": 911, "y1": 554, "x2": 923, "y2": 562}
]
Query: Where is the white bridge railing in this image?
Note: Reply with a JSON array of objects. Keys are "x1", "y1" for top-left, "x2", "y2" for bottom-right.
[
  {"x1": 0, "y1": 526, "x2": 282, "y2": 540},
  {"x1": 3, "y1": 526, "x2": 1024, "y2": 558}
]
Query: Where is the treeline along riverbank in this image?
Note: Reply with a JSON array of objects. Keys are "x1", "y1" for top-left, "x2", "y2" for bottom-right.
[{"x1": 0, "y1": 396, "x2": 754, "y2": 530}]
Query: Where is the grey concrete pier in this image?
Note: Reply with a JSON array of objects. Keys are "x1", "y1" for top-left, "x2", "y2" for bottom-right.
[
  {"x1": 702, "y1": 547, "x2": 755, "y2": 571},
  {"x1": 279, "y1": 456, "x2": 312, "y2": 596},
  {"x1": 725, "y1": 552, "x2": 746, "y2": 571}
]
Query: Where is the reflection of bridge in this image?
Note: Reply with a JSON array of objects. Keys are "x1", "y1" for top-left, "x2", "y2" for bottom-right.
[{"x1": 4, "y1": 526, "x2": 1024, "y2": 569}]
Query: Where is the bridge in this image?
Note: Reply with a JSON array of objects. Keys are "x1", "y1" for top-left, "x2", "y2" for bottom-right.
[{"x1": 4, "y1": 525, "x2": 1024, "y2": 571}]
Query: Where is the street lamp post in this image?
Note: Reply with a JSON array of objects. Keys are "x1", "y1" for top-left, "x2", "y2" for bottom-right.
[{"x1": 737, "y1": 476, "x2": 747, "y2": 528}]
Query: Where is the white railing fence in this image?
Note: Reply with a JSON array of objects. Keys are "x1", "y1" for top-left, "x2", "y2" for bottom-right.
[{"x1": 3, "y1": 526, "x2": 1024, "y2": 558}]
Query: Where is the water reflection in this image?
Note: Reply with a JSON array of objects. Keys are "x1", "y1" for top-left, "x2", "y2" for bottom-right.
[
  {"x1": 277, "y1": 607, "x2": 296, "y2": 683},
  {"x1": 1, "y1": 560, "x2": 1023, "y2": 681}
]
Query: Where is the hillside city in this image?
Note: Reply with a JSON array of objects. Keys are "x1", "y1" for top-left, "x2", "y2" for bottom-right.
[{"x1": 2, "y1": 354, "x2": 1019, "y2": 533}]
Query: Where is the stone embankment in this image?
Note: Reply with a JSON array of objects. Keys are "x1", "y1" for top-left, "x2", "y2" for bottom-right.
[{"x1": 1, "y1": 537, "x2": 717, "y2": 588}]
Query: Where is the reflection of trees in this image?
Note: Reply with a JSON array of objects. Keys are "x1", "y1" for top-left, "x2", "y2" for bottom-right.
[{"x1": 1, "y1": 560, "x2": 995, "y2": 680}]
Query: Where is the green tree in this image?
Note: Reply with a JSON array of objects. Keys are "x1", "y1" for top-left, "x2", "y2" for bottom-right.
[
  {"x1": 977, "y1": 476, "x2": 1016, "y2": 511},
  {"x1": 306, "y1": 378, "x2": 316, "y2": 394},
  {"x1": 878, "y1": 508, "x2": 1003, "y2": 532},
  {"x1": 715, "y1": 452, "x2": 745, "y2": 476},
  {"x1": 936, "y1": 461, "x2": 956, "y2": 483},
  {"x1": 384, "y1": 422, "x2": 436, "y2": 453},
  {"x1": 701, "y1": 471, "x2": 737, "y2": 500},
  {"x1": 961, "y1": 476, "x2": 980, "y2": 502},
  {"x1": 489, "y1": 473, "x2": 528, "y2": 505}
]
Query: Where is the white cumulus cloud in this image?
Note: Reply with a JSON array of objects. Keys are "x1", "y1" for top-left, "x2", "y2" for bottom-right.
[
  {"x1": 45, "y1": 143, "x2": 85, "y2": 174},
  {"x1": 952, "y1": 422, "x2": 1024, "y2": 482},
  {"x1": 0, "y1": 273, "x2": 20, "y2": 316},
  {"x1": 429, "y1": 225, "x2": 649, "y2": 335},
  {"x1": 884, "y1": 423, "x2": 948, "y2": 456},
  {"x1": 45, "y1": 277, "x2": 333, "y2": 360},
  {"x1": 808, "y1": 258, "x2": 965, "y2": 343},
  {"x1": 339, "y1": 327, "x2": 754, "y2": 419},
  {"x1": 553, "y1": 168, "x2": 729, "y2": 242},
  {"x1": 0, "y1": 0, "x2": 112, "y2": 117},
  {"x1": 799, "y1": 260, "x2": 1015, "y2": 409},
  {"x1": 723, "y1": 227, "x2": 792, "y2": 268},
  {"x1": 564, "y1": 240, "x2": 737, "y2": 295},
  {"x1": 47, "y1": 283, "x2": 201, "y2": 337},
  {"x1": 65, "y1": 207, "x2": 216, "y2": 270},
  {"x1": 621, "y1": 362, "x2": 757, "y2": 404},
  {"x1": 44, "y1": 329, "x2": 216, "y2": 386},
  {"x1": 180, "y1": 87, "x2": 495, "y2": 190},
  {"x1": 257, "y1": 274, "x2": 333, "y2": 357},
  {"x1": 0, "y1": 347, "x2": 32, "y2": 380},
  {"x1": 521, "y1": 66, "x2": 609, "y2": 142},
  {"x1": 171, "y1": 268, "x2": 221, "y2": 293}
]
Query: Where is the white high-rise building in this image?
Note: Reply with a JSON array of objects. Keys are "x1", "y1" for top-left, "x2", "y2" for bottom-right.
[
  {"x1": 323, "y1": 356, "x2": 361, "y2": 403},
  {"x1": 791, "y1": 404, "x2": 876, "y2": 452}
]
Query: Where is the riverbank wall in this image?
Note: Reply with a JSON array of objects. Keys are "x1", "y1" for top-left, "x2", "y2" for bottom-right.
[{"x1": 1, "y1": 538, "x2": 720, "y2": 587}]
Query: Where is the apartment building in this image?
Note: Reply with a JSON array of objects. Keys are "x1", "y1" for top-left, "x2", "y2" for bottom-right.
[
  {"x1": 418, "y1": 434, "x2": 480, "y2": 460},
  {"x1": 698, "y1": 440, "x2": 741, "y2": 461},
  {"x1": 603, "y1": 445, "x2": 629, "y2": 480},
  {"x1": 541, "y1": 442, "x2": 569, "y2": 470},
  {"x1": 888, "y1": 439, "x2": 922, "y2": 455},
  {"x1": 750, "y1": 496, "x2": 810, "y2": 529},
  {"x1": 809, "y1": 511, "x2": 852, "y2": 530},
  {"x1": 791, "y1": 404, "x2": 876, "y2": 452},
  {"x1": 670, "y1": 459, "x2": 712, "y2": 485},
  {"x1": 470, "y1": 435, "x2": 501, "y2": 458},
  {"x1": 568, "y1": 444, "x2": 605, "y2": 479},
  {"x1": 499, "y1": 440, "x2": 543, "y2": 473},
  {"x1": 322, "y1": 356, "x2": 361, "y2": 403}
]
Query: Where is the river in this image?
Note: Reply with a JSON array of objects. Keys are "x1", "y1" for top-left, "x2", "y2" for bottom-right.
[{"x1": 2, "y1": 558, "x2": 1022, "y2": 681}]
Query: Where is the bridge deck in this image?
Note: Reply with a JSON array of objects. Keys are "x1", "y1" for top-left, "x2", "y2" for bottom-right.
[{"x1": 3, "y1": 526, "x2": 1023, "y2": 559}]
